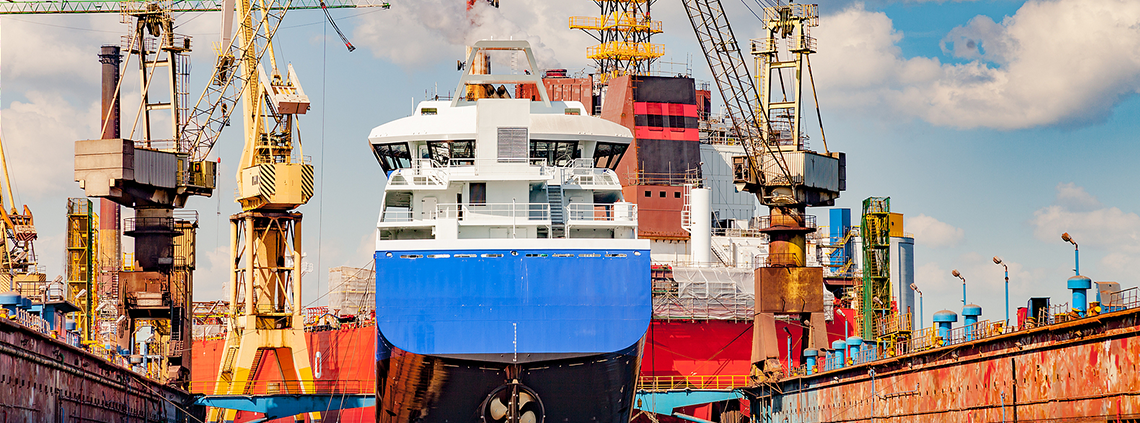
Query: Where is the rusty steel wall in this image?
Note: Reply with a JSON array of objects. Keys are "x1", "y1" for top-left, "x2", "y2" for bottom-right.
[
  {"x1": 0, "y1": 317, "x2": 203, "y2": 422},
  {"x1": 759, "y1": 307, "x2": 1140, "y2": 422}
]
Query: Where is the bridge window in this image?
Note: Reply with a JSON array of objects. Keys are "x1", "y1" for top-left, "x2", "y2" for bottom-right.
[
  {"x1": 593, "y1": 142, "x2": 628, "y2": 170},
  {"x1": 372, "y1": 142, "x2": 411, "y2": 173},
  {"x1": 530, "y1": 140, "x2": 579, "y2": 167},
  {"x1": 427, "y1": 140, "x2": 475, "y2": 166}
]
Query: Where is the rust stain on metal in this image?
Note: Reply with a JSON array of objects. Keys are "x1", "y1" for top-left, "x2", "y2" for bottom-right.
[
  {"x1": 758, "y1": 308, "x2": 1140, "y2": 422},
  {"x1": 0, "y1": 317, "x2": 201, "y2": 421},
  {"x1": 756, "y1": 267, "x2": 824, "y2": 314}
]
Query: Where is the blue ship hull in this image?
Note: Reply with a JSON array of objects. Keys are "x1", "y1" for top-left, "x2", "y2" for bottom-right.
[{"x1": 373, "y1": 247, "x2": 650, "y2": 422}]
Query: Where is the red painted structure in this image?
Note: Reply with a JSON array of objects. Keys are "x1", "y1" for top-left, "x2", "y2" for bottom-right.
[
  {"x1": 515, "y1": 74, "x2": 593, "y2": 112},
  {"x1": 603, "y1": 75, "x2": 701, "y2": 240},
  {"x1": 639, "y1": 309, "x2": 856, "y2": 421},
  {"x1": 191, "y1": 323, "x2": 377, "y2": 422}
]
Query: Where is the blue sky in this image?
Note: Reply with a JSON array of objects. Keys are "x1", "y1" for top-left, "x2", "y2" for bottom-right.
[{"x1": 2, "y1": 0, "x2": 1139, "y2": 328}]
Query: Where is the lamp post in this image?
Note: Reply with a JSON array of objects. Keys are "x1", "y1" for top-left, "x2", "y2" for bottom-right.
[
  {"x1": 835, "y1": 308, "x2": 849, "y2": 359},
  {"x1": 910, "y1": 283, "x2": 923, "y2": 330},
  {"x1": 1062, "y1": 232, "x2": 1079, "y2": 275},
  {"x1": 993, "y1": 256, "x2": 1009, "y2": 326},
  {"x1": 952, "y1": 269, "x2": 966, "y2": 306},
  {"x1": 782, "y1": 327, "x2": 792, "y2": 375}
]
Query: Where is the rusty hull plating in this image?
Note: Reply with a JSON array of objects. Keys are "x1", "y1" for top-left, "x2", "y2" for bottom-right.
[{"x1": 755, "y1": 306, "x2": 1140, "y2": 422}]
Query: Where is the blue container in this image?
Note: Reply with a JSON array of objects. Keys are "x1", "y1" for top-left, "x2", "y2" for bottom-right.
[
  {"x1": 803, "y1": 349, "x2": 818, "y2": 374},
  {"x1": 1068, "y1": 275, "x2": 1092, "y2": 317},
  {"x1": 933, "y1": 310, "x2": 958, "y2": 344},
  {"x1": 831, "y1": 340, "x2": 847, "y2": 368},
  {"x1": 845, "y1": 336, "x2": 863, "y2": 364}
]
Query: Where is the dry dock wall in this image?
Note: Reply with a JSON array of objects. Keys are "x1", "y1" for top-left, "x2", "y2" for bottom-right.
[
  {"x1": 0, "y1": 317, "x2": 202, "y2": 422},
  {"x1": 761, "y1": 308, "x2": 1140, "y2": 422}
]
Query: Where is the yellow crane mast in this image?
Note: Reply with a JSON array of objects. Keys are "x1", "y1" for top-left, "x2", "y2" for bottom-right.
[{"x1": 197, "y1": 0, "x2": 317, "y2": 420}]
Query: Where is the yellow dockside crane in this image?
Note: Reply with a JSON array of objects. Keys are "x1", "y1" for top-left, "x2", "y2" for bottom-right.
[{"x1": 183, "y1": 0, "x2": 318, "y2": 420}]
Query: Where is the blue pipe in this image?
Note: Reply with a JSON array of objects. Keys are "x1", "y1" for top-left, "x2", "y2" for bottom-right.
[
  {"x1": 831, "y1": 340, "x2": 846, "y2": 368},
  {"x1": 1069, "y1": 275, "x2": 1092, "y2": 317},
  {"x1": 1004, "y1": 268, "x2": 1009, "y2": 326},
  {"x1": 804, "y1": 349, "x2": 818, "y2": 375},
  {"x1": 786, "y1": 334, "x2": 792, "y2": 374},
  {"x1": 1075, "y1": 247, "x2": 1079, "y2": 276}
]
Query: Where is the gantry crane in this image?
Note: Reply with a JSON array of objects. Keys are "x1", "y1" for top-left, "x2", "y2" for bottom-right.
[
  {"x1": 5, "y1": 0, "x2": 387, "y2": 393},
  {"x1": 680, "y1": 0, "x2": 844, "y2": 383},
  {"x1": 189, "y1": 0, "x2": 327, "y2": 420}
]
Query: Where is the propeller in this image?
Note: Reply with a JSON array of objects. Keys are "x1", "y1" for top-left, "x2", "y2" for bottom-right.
[
  {"x1": 482, "y1": 383, "x2": 544, "y2": 423},
  {"x1": 489, "y1": 396, "x2": 508, "y2": 421}
]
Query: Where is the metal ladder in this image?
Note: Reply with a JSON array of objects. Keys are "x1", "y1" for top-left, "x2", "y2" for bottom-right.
[{"x1": 547, "y1": 185, "x2": 566, "y2": 238}]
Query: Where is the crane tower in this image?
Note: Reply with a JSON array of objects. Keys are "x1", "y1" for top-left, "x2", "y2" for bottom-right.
[
  {"x1": 682, "y1": 0, "x2": 844, "y2": 383},
  {"x1": 570, "y1": 0, "x2": 665, "y2": 82}
]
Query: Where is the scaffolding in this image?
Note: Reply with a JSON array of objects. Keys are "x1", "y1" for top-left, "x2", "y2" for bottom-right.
[
  {"x1": 66, "y1": 198, "x2": 98, "y2": 343},
  {"x1": 327, "y1": 266, "x2": 375, "y2": 317},
  {"x1": 860, "y1": 197, "x2": 890, "y2": 341},
  {"x1": 570, "y1": 0, "x2": 663, "y2": 82}
]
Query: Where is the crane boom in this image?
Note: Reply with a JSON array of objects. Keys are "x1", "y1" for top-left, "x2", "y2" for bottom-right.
[
  {"x1": 0, "y1": 0, "x2": 389, "y2": 14},
  {"x1": 679, "y1": 0, "x2": 797, "y2": 195},
  {"x1": 178, "y1": 0, "x2": 291, "y2": 161}
]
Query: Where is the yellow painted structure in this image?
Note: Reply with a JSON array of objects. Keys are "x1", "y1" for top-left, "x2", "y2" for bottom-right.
[
  {"x1": 207, "y1": 0, "x2": 318, "y2": 420},
  {"x1": 570, "y1": 0, "x2": 663, "y2": 82}
]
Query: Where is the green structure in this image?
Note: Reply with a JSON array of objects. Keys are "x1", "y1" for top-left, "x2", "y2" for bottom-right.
[{"x1": 860, "y1": 197, "x2": 890, "y2": 340}]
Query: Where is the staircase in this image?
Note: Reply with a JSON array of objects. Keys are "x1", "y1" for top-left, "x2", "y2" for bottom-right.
[
  {"x1": 710, "y1": 243, "x2": 731, "y2": 266},
  {"x1": 547, "y1": 185, "x2": 566, "y2": 238}
]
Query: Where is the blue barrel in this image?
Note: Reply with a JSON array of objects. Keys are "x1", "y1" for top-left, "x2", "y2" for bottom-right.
[
  {"x1": 933, "y1": 310, "x2": 958, "y2": 344},
  {"x1": 804, "y1": 349, "x2": 818, "y2": 375},
  {"x1": 831, "y1": 340, "x2": 847, "y2": 368},
  {"x1": 1068, "y1": 275, "x2": 1092, "y2": 317},
  {"x1": 846, "y1": 336, "x2": 863, "y2": 364}
]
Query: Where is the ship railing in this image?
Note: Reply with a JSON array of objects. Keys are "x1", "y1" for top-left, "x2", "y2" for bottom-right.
[
  {"x1": 444, "y1": 158, "x2": 552, "y2": 175},
  {"x1": 711, "y1": 228, "x2": 766, "y2": 238},
  {"x1": 379, "y1": 209, "x2": 415, "y2": 223},
  {"x1": 558, "y1": 166, "x2": 622, "y2": 188},
  {"x1": 565, "y1": 203, "x2": 637, "y2": 223},
  {"x1": 188, "y1": 379, "x2": 375, "y2": 396},
  {"x1": 755, "y1": 214, "x2": 817, "y2": 230},
  {"x1": 1104, "y1": 287, "x2": 1139, "y2": 312},
  {"x1": 637, "y1": 375, "x2": 751, "y2": 392},
  {"x1": 435, "y1": 203, "x2": 551, "y2": 222},
  {"x1": 387, "y1": 160, "x2": 449, "y2": 187}
]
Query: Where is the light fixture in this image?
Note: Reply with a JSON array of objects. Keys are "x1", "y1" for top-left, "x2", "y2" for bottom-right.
[
  {"x1": 994, "y1": 256, "x2": 1009, "y2": 325},
  {"x1": 952, "y1": 269, "x2": 966, "y2": 306}
]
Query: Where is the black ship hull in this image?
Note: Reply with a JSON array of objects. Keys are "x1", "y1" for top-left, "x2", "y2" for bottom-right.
[{"x1": 376, "y1": 340, "x2": 643, "y2": 423}]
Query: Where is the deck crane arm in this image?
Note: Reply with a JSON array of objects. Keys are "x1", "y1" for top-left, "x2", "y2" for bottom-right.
[{"x1": 679, "y1": 0, "x2": 794, "y2": 196}]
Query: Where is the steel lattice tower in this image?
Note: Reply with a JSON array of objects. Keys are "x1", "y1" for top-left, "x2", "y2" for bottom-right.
[{"x1": 571, "y1": 0, "x2": 665, "y2": 82}]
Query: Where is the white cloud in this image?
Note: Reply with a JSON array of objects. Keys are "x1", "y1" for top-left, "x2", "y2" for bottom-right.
[
  {"x1": 353, "y1": 1, "x2": 588, "y2": 69},
  {"x1": 194, "y1": 245, "x2": 230, "y2": 301},
  {"x1": 1053, "y1": 182, "x2": 1102, "y2": 212},
  {"x1": 908, "y1": 214, "x2": 964, "y2": 248},
  {"x1": 2, "y1": 91, "x2": 99, "y2": 198},
  {"x1": 812, "y1": 0, "x2": 1140, "y2": 129},
  {"x1": 1031, "y1": 185, "x2": 1140, "y2": 250}
]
